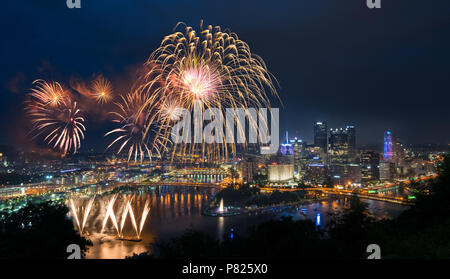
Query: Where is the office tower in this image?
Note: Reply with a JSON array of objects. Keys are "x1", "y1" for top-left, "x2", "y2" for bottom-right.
[
  {"x1": 346, "y1": 126, "x2": 356, "y2": 150},
  {"x1": 313, "y1": 122, "x2": 328, "y2": 152},
  {"x1": 290, "y1": 137, "x2": 303, "y2": 161},
  {"x1": 238, "y1": 157, "x2": 258, "y2": 184},
  {"x1": 330, "y1": 164, "x2": 361, "y2": 187},
  {"x1": 361, "y1": 151, "x2": 380, "y2": 184},
  {"x1": 329, "y1": 128, "x2": 348, "y2": 149},
  {"x1": 329, "y1": 128, "x2": 349, "y2": 164},
  {"x1": 346, "y1": 125, "x2": 357, "y2": 162},
  {"x1": 383, "y1": 131, "x2": 393, "y2": 161},
  {"x1": 280, "y1": 131, "x2": 294, "y2": 156},
  {"x1": 290, "y1": 137, "x2": 303, "y2": 178},
  {"x1": 380, "y1": 160, "x2": 396, "y2": 181},
  {"x1": 268, "y1": 164, "x2": 295, "y2": 183},
  {"x1": 393, "y1": 139, "x2": 405, "y2": 167}
]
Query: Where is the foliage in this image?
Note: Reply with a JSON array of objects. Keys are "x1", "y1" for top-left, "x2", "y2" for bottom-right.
[
  {"x1": 213, "y1": 185, "x2": 307, "y2": 207},
  {"x1": 0, "y1": 201, "x2": 91, "y2": 258}
]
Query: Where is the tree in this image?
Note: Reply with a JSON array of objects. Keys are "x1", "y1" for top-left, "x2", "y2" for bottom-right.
[
  {"x1": 0, "y1": 201, "x2": 92, "y2": 258},
  {"x1": 154, "y1": 229, "x2": 221, "y2": 258},
  {"x1": 327, "y1": 194, "x2": 375, "y2": 258},
  {"x1": 253, "y1": 173, "x2": 268, "y2": 188},
  {"x1": 230, "y1": 167, "x2": 239, "y2": 188}
]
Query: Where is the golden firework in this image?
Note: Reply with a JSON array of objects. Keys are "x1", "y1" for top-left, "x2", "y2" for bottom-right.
[
  {"x1": 91, "y1": 75, "x2": 113, "y2": 104},
  {"x1": 130, "y1": 22, "x2": 278, "y2": 162},
  {"x1": 26, "y1": 80, "x2": 86, "y2": 154},
  {"x1": 105, "y1": 91, "x2": 169, "y2": 162}
]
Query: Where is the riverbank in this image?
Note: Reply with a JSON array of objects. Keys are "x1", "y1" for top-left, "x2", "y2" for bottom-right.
[{"x1": 203, "y1": 185, "x2": 327, "y2": 216}]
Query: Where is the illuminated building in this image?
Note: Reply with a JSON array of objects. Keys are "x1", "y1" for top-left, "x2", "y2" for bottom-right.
[
  {"x1": 380, "y1": 160, "x2": 396, "y2": 181},
  {"x1": 289, "y1": 137, "x2": 304, "y2": 178},
  {"x1": 346, "y1": 125, "x2": 357, "y2": 162},
  {"x1": 313, "y1": 122, "x2": 328, "y2": 152},
  {"x1": 329, "y1": 128, "x2": 349, "y2": 164},
  {"x1": 361, "y1": 151, "x2": 380, "y2": 184},
  {"x1": 392, "y1": 139, "x2": 407, "y2": 178},
  {"x1": 304, "y1": 163, "x2": 326, "y2": 185},
  {"x1": 393, "y1": 139, "x2": 405, "y2": 166},
  {"x1": 383, "y1": 131, "x2": 393, "y2": 161},
  {"x1": 298, "y1": 144, "x2": 324, "y2": 179},
  {"x1": 327, "y1": 125, "x2": 357, "y2": 165},
  {"x1": 280, "y1": 131, "x2": 293, "y2": 156},
  {"x1": 330, "y1": 164, "x2": 361, "y2": 186},
  {"x1": 268, "y1": 163, "x2": 294, "y2": 182},
  {"x1": 346, "y1": 126, "x2": 356, "y2": 151},
  {"x1": 238, "y1": 157, "x2": 258, "y2": 184}
]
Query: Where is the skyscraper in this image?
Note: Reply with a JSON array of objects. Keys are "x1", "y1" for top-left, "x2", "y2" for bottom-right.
[
  {"x1": 361, "y1": 151, "x2": 380, "y2": 184},
  {"x1": 346, "y1": 125, "x2": 357, "y2": 163},
  {"x1": 393, "y1": 139, "x2": 405, "y2": 167},
  {"x1": 380, "y1": 161, "x2": 396, "y2": 181},
  {"x1": 329, "y1": 128, "x2": 347, "y2": 150},
  {"x1": 289, "y1": 137, "x2": 303, "y2": 178},
  {"x1": 328, "y1": 126, "x2": 356, "y2": 164},
  {"x1": 280, "y1": 131, "x2": 293, "y2": 156},
  {"x1": 384, "y1": 131, "x2": 393, "y2": 161},
  {"x1": 346, "y1": 125, "x2": 356, "y2": 150},
  {"x1": 313, "y1": 122, "x2": 328, "y2": 152}
]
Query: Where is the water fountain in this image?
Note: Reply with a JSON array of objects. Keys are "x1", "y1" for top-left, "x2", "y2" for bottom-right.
[
  {"x1": 203, "y1": 197, "x2": 240, "y2": 216},
  {"x1": 216, "y1": 198, "x2": 227, "y2": 214}
]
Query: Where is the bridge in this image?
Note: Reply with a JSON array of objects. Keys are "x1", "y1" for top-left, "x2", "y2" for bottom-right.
[
  {"x1": 260, "y1": 187, "x2": 414, "y2": 205},
  {"x1": 126, "y1": 181, "x2": 221, "y2": 188},
  {"x1": 316, "y1": 188, "x2": 413, "y2": 205},
  {"x1": 368, "y1": 174, "x2": 438, "y2": 192}
]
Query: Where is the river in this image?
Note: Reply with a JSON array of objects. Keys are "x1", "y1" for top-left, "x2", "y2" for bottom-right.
[{"x1": 80, "y1": 185, "x2": 407, "y2": 259}]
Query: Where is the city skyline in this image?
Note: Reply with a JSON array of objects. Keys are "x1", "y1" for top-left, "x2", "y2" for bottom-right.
[{"x1": 0, "y1": 121, "x2": 447, "y2": 155}]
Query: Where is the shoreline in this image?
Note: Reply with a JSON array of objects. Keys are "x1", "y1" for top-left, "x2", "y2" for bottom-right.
[{"x1": 203, "y1": 196, "x2": 331, "y2": 216}]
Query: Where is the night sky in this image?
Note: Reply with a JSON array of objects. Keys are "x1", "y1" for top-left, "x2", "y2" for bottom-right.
[{"x1": 1, "y1": 0, "x2": 450, "y2": 152}]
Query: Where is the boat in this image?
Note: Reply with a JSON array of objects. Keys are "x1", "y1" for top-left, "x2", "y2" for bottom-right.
[{"x1": 115, "y1": 236, "x2": 142, "y2": 242}]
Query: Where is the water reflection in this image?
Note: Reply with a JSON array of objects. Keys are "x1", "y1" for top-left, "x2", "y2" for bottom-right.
[{"x1": 74, "y1": 186, "x2": 407, "y2": 259}]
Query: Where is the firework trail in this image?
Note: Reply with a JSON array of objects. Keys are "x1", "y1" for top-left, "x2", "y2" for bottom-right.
[
  {"x1": 102, "y1": 194, "x2": 120, "y2": 234},
  {"x1": 26, "y1": 80, "x2": 86, "y2": 154},
  {"x1": 138, "y1": 199, "x2": 151, "y2": 238},
  {"x1": 116, "y1": 195, "x2": 149, "y2": 238},
  {"x1": 81, "y1": 196, "x2": 95, "y2": 234},
  {"x1": 126, "y1": 200, "x2": 139, "y2": 237},
  {"x1": 68, "y1": 196, "x2": 95, "y2": 235},
  {"x1": 126, "y1": 22, "x2": 278, "y2": 162},
  {"x1": 119, "y1": 197, "x2": 130, "y2": 237},
  {"x1": 69, "y1": 199, "x2": 81, "y2": 232}
]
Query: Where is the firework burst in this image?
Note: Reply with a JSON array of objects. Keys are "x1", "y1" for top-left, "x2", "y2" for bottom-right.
[
  {"x1": 26, "y1": 80, "x2": 86, "y2": 154},
  {"x1": 29, "y1": 79, "x2": 67, "y2": 107},
  {"x1": 105, "y1": 91, "x2": 169, "y2": 162},
  {"x1": 91, "y1": 75, "x2": 113, "y2": 104},
  {"x1": 131, "y1": 22, "x2": 278, "y2": 161}
]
